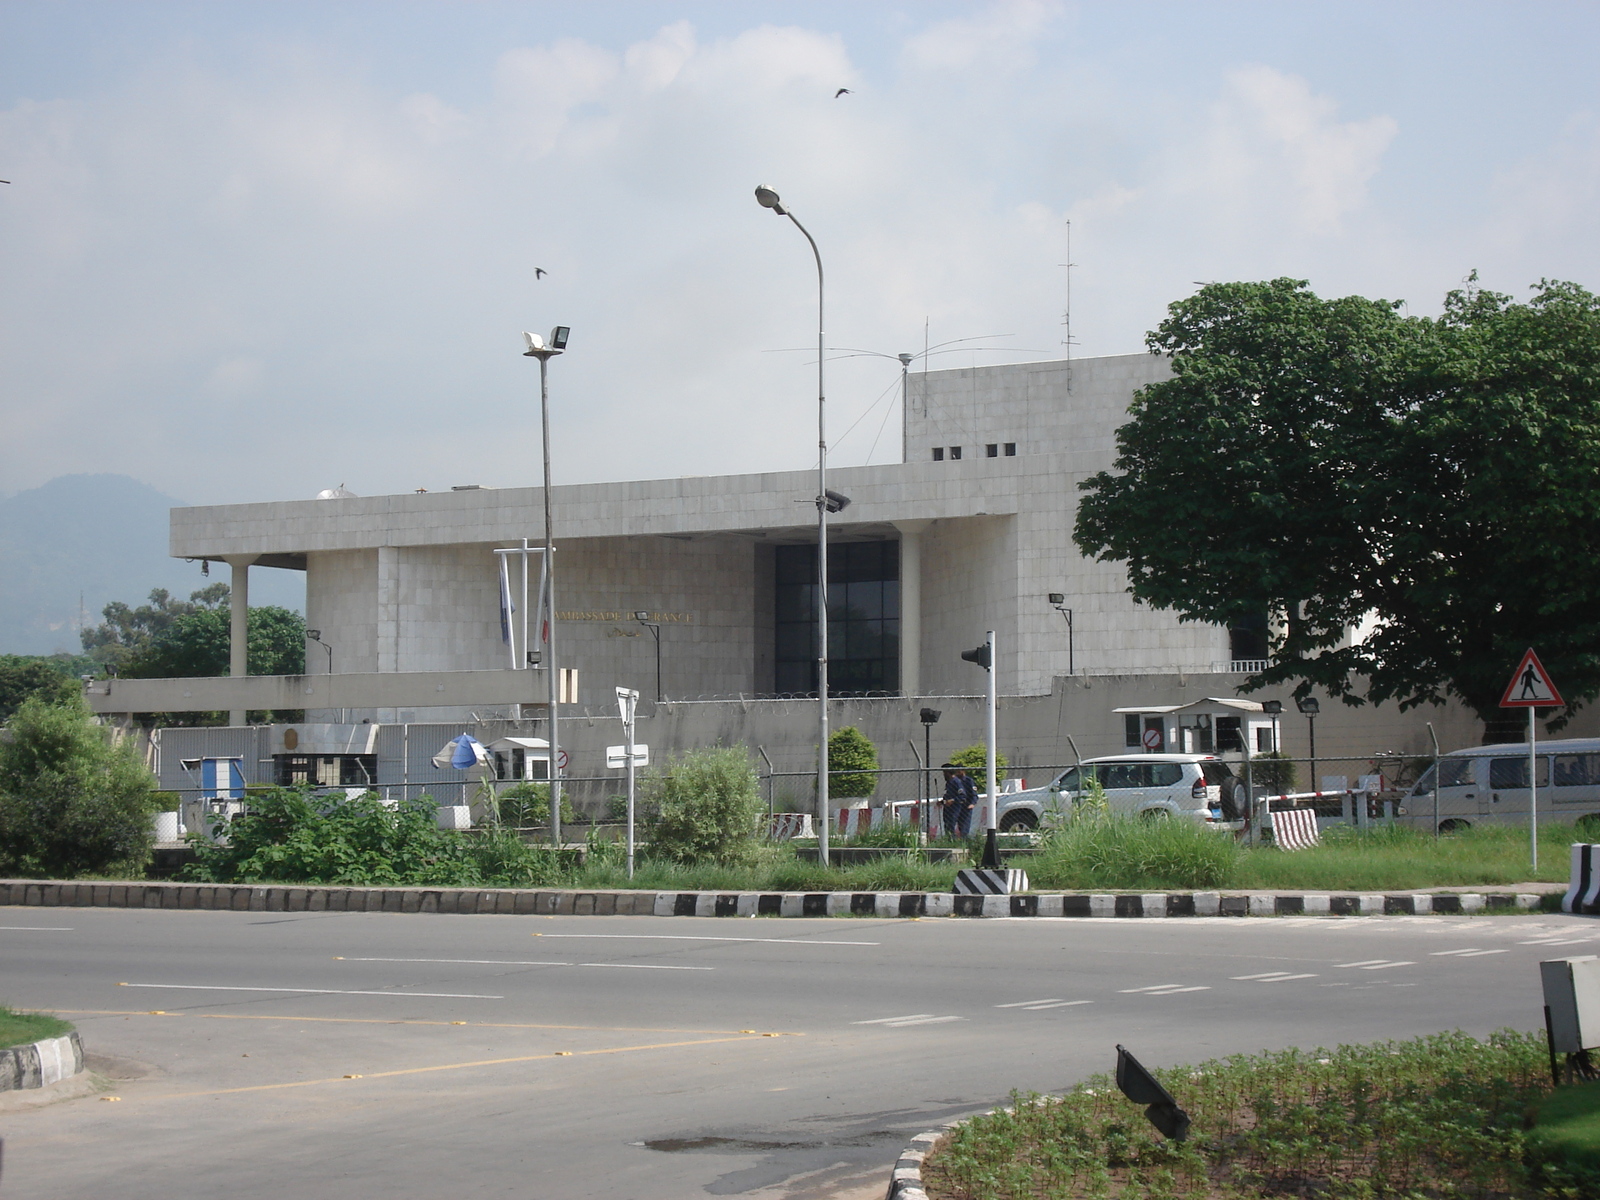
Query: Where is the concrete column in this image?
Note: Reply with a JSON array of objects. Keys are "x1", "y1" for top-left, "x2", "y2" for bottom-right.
[
  {"x1": 224, "y1": 555, "x2": 258, "y2": 726},
  {"x1": 894, "y1": 521, "x2": 930, "y2": 699}
]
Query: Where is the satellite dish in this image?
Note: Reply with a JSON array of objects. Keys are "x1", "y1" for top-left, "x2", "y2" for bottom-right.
[{"x1": 315, "y1": 484, "x2": 358, "y2": 500}]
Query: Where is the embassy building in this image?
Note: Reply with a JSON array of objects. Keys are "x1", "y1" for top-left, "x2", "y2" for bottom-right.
[{"x1": 88, "y1": 351, "x2": 1505, "y2": 798}]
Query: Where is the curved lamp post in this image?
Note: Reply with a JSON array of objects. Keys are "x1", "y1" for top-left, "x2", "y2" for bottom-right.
[{"x1": 754, "y1": 183, "x2": 832, "y2": 867}]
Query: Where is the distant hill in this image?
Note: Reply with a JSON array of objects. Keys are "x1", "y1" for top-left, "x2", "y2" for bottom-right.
[{"x1": 0, "y1": 474, "x2": 303, "y2": 655}]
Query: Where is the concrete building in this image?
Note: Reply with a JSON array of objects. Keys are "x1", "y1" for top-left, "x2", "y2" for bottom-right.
[{"x1": 90, "y1": 350, "x2": 1549, "y2": 805}]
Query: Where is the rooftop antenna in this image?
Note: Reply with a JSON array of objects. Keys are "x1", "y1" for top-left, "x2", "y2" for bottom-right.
[{"x1": 1060, "y1": 218, "x2": 1077, "y2": 394}]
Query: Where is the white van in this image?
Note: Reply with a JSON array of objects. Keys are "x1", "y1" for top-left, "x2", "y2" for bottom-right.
[{"x1": 1407, "y1": 738, "x2": 1600, "y2": 832}]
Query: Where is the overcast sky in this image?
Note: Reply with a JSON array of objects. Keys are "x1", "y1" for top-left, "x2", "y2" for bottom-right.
[{"x1": 2, "y1": 1, "x2": 1597, "y2": 507}]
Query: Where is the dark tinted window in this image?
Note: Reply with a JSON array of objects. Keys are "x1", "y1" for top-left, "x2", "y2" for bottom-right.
[
  {"x1": 1098, "y1": 763, "x2": 1146, "y2": 789},
  {"x1": 1555, "y1": 754, "x2": 1600, "y2": 787},
  {"x1": 1124, "y1": 715, "x2": 1142, "y2": 747},
  {"x1": 1200, "y1": 761, "x2": 1234, "y2": 785},
  {"x1": 773, "y1": 541, "x2": 899, "y2": 697},
  {"x1": 1149, "y1": 763, "x2": 1183, "y2": 787},
  {"x1": 1489, "y1": 757, "x2": 1549, "y2": 789}
]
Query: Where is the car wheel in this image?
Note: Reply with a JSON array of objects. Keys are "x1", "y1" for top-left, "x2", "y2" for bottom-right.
[
  {"x1": 1438, "y1": 819, "x2": 1470, "y2": 834},
  {"x1": 999, "y1": 810, "x2": 1038, "y2": 832},
  {"x1": 1139, "y1": 807, "x2": 1171, "y2": 822}
]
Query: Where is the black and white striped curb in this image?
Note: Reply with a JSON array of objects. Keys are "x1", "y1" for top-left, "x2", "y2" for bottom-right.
[
  {"x1": 886, "y1": 1125, "x2": 948, "y2": 1200},
  {"x1": 0, "y1": 880, "x2": 1550, "y2": 918},
  {"x1": 0, "y1": 1032, "x2": 83, "y2": 1092}
]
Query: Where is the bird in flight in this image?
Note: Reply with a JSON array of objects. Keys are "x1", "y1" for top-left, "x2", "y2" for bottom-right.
[
  {"x1": 834, "y1": 88, "x2": 851, "y2": 98},
  {"x1": 534, "y1": 267, "x2": 547, "y2": 279}
]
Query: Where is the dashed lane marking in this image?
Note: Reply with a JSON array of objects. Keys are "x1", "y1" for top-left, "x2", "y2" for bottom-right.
[
  {"x1": 0, "y1": 926, "x2": 74, "y2": 931},
  {"x1": 53, "y1": 1010, "x2": 799, "y2": 1035},
  {"x1": 1336, "y1": 960, "x2": 1415, "y2": 970},
  {"x1": 993, "y1": 999, "x2": 1093, "y2": 1010},
  {"x1": 1431, "y1": 948, "x2": 1508, "y2": 957},
  {"x1": 118, "y1": 983, "x2": 504, "y2": 999},
  {"x1": 1119, "y1": 984, "x2": 1211, "y2": 994},
  {"x1": 340, "y1": 956, "x2": 713, "y2": 972},
  {"x1": 1230, "y1": 972, "x2": 1318, "y2": 982},
  {"x1": 537, "y1": 934, "x2": 879, "y2": 946},
  {"x1": 852, "y1": 1014, "x2": 964, "y2": 1027}
]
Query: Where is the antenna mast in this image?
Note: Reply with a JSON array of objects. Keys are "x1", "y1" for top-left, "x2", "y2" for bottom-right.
[{"x1": 1061, "y1": 218, "x2": 1077, "y2": 394}]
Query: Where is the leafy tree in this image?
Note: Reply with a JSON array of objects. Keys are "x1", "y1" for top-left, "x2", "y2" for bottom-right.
[
  {"x1": 1074, "y1": 276, "x2": 1600, "y2": 733},
  {"x1": 644, "y1": 747, "x2": 763, "y2": 865},
  {"x1": 949, "y1": 743, "x2": 1008, "y2": 783},
  {"x1": 81, "y1": 584, "x2": 304, "y2": 678},
  {"x1": 0, "y1": 656, "x2": 81, "y2": 723},
  {"x1": 0, "y1": 695, "x2": 160, "y2": 877},
  {"x1": 826, "y1": 726, "x2": 879, "y2": 799}
]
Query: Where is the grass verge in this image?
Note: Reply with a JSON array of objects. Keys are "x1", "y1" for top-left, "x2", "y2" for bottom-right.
[
  {"x1": 0, "y1": 1005, "x2": 73, "y2": 1051},
  {"x1": 1528, "y1": 1079, "x2": 1600, "y2": 1195},
  {"x1": 922, "y1": 1030, "x2": 1555, "y2": 1200}
]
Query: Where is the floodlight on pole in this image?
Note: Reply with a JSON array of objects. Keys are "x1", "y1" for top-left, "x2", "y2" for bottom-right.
[
  {"x1": 753, "y1": 182, "x2": 833, "y2": 868},
  {"x1": 1295, "y1": 695, "x2": 1320, "y2": 794},
  {"x1": 523, "y1": 327, "x2": 569, "y2": 848},
  {"x1": 1047, "y1": 592, "x2": 1075, "y2": 675}
]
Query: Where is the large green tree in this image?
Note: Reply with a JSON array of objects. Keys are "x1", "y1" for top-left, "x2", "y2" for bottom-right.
[
  {"x1": 1074, "y1": 277, "x2": 1600, "y2": 733},
  {"x1": 81, "y1": 584, "x2": 304, "y2": 678},
  {"x1": 0, "y1": 656, "x2": 83, "y2": 723},
  {"x1": 0, "y1": 694, "x2": 160, "y2": 877}
]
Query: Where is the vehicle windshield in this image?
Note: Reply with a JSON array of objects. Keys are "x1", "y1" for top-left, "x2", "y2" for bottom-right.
[{"x1": 1411, "y1": 759, "x2": 1475, "y2": 794}]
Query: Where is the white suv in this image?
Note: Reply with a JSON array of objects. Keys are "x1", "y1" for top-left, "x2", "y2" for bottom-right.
[{"x1": 995, "y1": 755, "x2": 1241, "y2": 830}]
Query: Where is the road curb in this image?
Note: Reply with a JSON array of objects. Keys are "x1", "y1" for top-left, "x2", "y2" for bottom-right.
[
  {"x1": 0, "y1": 879, "x2": 1551, "y2": 918},
  {"x1": 0, "y1": 1032, "x2": 84, "y2": 1092}
]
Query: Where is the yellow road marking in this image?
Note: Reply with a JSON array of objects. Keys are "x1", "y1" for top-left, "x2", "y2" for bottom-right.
[
  {"x1": 51, "y1": 1010, "x2": 799, "y2": 1036},
  {"x1": 146, "y1": 1034, "x2": 787, "y2": 1099}
]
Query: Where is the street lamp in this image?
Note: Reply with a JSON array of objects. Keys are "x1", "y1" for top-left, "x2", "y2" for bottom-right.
[
  {"x1": 634, "y1": 611, "x2": 662, "y2": 703},
  {"x1": 1262, "y1": 699, "x2": 1283, "y2": 754},
  {"x1": 754, "y1": 182, "x2": 834, "y2": 868},
  {"x1": 1295, "y1": 695, "x2": 1320, "y2": 794},
  {"x1": 1047, "y1": 593, "x2": 1074, "y2": 675},
  {"x1": 305, "y1": 629, "x2": 338, "y2": 722},
  {"x1": 523, "y1": 325, "x2": 570, "y2": 847},
  {"x1": 918, "y1": 707, "x2": 941, "y2": 822}
]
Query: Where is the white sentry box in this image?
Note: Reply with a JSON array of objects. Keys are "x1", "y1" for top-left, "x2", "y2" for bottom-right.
[{"x1": 1540, "y1": 956, "x2": 1600, "y2": 1053}]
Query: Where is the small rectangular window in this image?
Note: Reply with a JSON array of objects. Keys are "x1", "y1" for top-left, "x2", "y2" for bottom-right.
[
  {"x1": 1004, "y1": 443, "x2": 1016, "y2": 456},
  {"x1": 949, "y1": 446, "x2": 962, "y2": 460},
  {"x1": 986, "y1": 444, "x2": 998, "y2": 457},
  {"x1": 1125, "y1": 714, "x2": 1141, "y2": 747},
  {"x1": 931, "y1": 447, "x2": 944, "y2": 461}
]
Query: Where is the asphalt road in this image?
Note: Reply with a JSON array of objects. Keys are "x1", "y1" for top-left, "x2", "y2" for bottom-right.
[{"x1": 1, "y1": 906, "x2": 1594, "y2": 1200}]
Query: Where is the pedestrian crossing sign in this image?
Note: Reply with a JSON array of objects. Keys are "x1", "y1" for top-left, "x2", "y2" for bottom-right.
[{"x1": 1500, "y1": 647, "x2": 1565, "y2": 708}]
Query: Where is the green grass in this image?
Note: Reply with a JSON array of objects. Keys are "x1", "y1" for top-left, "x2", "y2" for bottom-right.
[
  {"x1": 1528, "y1": 1079, "x2": 1600, "y2": 1194},
  {"x1": 923, "y1": 1029, "x2": 1554, "y2": 1200},
  {"x1": 0, "y1": 1004, "x2": 73, "y2": 1050}
]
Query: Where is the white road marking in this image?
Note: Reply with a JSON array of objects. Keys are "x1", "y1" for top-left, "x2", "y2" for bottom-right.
[
  {"x1": 118, "y1": 983, "x2": 504, "y2": 999},
  {"x1": 1019, "y1": 1000, "x2": 1094, "y2": 1009},
  {"x1": 1230, "y1": 972, "x2": 1318, "y2": 982},
  {"x1": 1119, "y1": 984, "x2": 1211, "y2": 994},
  {"x1": 342, "y1": 956, "x2": 713, "y2": 972},
  {"x1": 1353, "y1": 961, "x2": 1415, "y2": 971},
  {"x1": 882, "y1": 1015, "x2": 965, "y2": 1027},
  {"x1": 1455, "y1": 949, "x2": 1510, "y2": 956},
  {"x1": 1431, "y1": 948, "x2": 1508, "y2": 957},
  {"x1": 539, "y1": 934, "x2": 879, "y2": 946},
  {"x1": 853, "y1": 1014, "x2": 934, "y2": 1024},
  {"x1": 0, "y1": 926, "x2": 73, "y2": 931},
  {"x1": 994, "y1": 998, "x2": 1064, "y2": 1007},
  {"x1": 1336, "y1": 960, "x2": 1393, "y2": 968},
  {"x1": 1521, "y1": 938, "x2": 1594, "y2": 946}
]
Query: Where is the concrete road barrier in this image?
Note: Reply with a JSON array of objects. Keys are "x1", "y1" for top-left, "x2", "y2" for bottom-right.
[
  {"x1": 0, "y1": 879, "x2": 1551, "y2": 918},
  {"x1": 0, "y1": 1032, "x2": 84, "y2": 1092}
]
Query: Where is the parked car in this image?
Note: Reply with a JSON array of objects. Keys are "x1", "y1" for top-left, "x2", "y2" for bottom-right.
[
  {"x1": 1407, "y1": 738, "x2": 1600, "y2": 833},
  {"x1": 995, "y1": 754, "x2": 1242, "y2": 830}
]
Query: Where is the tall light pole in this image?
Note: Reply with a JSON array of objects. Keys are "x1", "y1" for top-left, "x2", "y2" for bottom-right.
[
  {"x1": 524, "y1": 326, "x2": 570, "y2": 846},
  {"x1": 754, "y1": 183, "x2": 834, "y2": 867}
]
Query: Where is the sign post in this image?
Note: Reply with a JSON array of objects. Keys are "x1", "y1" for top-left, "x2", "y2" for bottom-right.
[
  {"x1": 615, "y1": 687, "x2": 641, "y2": 879},
  {"x1": 1500, "y1": 648, "x2": 1565, "y2": 872}
]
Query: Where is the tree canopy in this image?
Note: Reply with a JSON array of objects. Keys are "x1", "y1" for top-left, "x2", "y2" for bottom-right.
[
  {"x1": 81, "y1": 584, "x2": 305, "y2": 678},
  {"x1": 0, "y1": 656, "x2": 83, "y2": 723},
  {"x1": 1073, "y1": 276, "x2": 1600, "y2": 731}
]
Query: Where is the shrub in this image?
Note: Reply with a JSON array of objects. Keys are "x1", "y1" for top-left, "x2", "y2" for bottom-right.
[
  {"x1": 827, "y1": 726, "x2": 879, "y2": 799},
  {"x1": 949, "y1": 742, "x2": 1007, "y2": 783},
  {"x1": 0, "y1": 696, "x2": 161, "y2": 878},
  {"x1": 644, "y1": 747, "x2": 763, "y2": 865},
  {"x1": 180, "y1": 786, "x2": 563, "y2": 887},
  {"x1": 1248, "y1": 750, "x2": 1297, "y2": 793},
  {"x1": 497, "y1": 782, "x2": 576, "y2": 827}
]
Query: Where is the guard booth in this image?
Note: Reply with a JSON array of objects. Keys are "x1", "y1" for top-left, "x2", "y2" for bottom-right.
[
  {"x1": 1113, "y1": 698, "x2": 1279, "y2": 760},
  {"x1": 178, "y1": 755, "x2": 246, "y2": 838}
]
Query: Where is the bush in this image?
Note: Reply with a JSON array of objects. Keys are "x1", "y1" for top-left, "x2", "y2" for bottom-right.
[
  {"x1": 827, "y1": 726, "x2": 879, "y2": 799},
  {"x1": 949, "y1": 742, "x2": 1007, "y2": 783},
  {"x1": 180, "y1": 787, "x2": 563, "y2": 887},
  {"x1": 497, "y1": 782, "x2": 576, "y2": 827},
  {"x1": 644, "y1": 747, "x2": 763, "y2": 865},
  {"x1": 0, "y1": 696, "x2": 161, "y2": 878},
  {"x1": 1248, "y1": 751, "x2": 1297, "y2": 793}
]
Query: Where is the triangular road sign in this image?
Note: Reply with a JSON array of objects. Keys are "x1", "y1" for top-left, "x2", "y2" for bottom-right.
[{"x1": 1500, "y1": 648, "x2": 1565, "y2": 709}]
